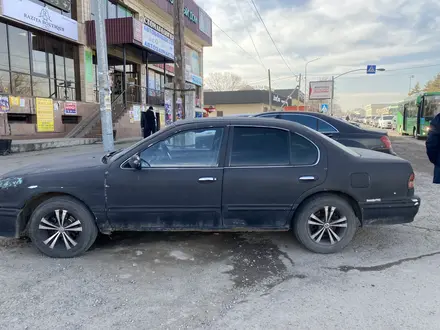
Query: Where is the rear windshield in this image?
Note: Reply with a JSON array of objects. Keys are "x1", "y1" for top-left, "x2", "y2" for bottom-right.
[
  {"x1": 383, "y1": 115, "x2": 394, "y2": 120},
  {"x1": 300, "y1": 125, "x2": 360, "y2": 157}
]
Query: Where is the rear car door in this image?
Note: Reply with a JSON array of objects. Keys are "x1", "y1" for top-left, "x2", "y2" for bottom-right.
[{"x1": 221, "y1": 125, "x2": 327, "y2": 229}]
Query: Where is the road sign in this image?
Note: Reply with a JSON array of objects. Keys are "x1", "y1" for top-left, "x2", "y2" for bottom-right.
[
  {"x1": 367, "y1": 65, "x2": 376, "y2": 74},
  {"x1": 321, "y1": 104, "x2": 328, "y2": 113}
]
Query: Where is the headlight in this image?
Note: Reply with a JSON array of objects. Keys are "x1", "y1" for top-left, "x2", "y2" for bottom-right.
[{"x1": 424, "y1": 126, "x2": 430, "y2": 132}]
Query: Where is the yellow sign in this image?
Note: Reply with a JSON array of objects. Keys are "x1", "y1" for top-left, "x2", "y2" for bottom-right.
[
  {"x1": 36, "y1": 98, "x2": 54, "y2": 132},
  {"x1": 9, "y1": 96, "x2": 20, "y2": 107}
]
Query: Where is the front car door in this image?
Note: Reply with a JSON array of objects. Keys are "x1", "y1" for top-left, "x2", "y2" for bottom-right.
[
  {"x1": 221, "y1": 125, "x2": 327, "y2": 229},
  {"x1": 105, "y1": 125, "x2": 228, "y2": 230}
]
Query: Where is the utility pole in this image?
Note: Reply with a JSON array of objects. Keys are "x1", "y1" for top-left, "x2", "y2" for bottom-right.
[
  {"x1": 173, "y1": 0, "x2": 185, "y2": 120},
  {"x1": 268, "y1": 69, "x2": 272, "y2": 111},
  {"x1": 296, "y1": 73, "x2": 302, "y2": 108},
  {"x1": 330, "y1": 75, "x2": 334, "y2": 116},
  {"x1": 95, "y1": 0, "x2": 114, "y2": 152}
]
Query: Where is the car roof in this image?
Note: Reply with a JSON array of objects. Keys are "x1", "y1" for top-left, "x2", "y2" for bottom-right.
[{"x1": 172, "y1": 116, "x2": 308, "y2": 131}]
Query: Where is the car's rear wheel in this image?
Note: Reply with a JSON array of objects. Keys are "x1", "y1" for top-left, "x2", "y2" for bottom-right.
[
  {"x1": 28, "y1": 196, "x2": 98, "y2": 258},
  {"x1": 293, "y1": 195, "x2": 358, "y2": 254}
]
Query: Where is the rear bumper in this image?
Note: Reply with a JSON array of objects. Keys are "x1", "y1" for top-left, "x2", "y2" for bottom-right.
[
  {"x1": 0, "y1": 208, "x2": 21, "y2": 237},
  {"x1": 360, "y1": 196, "x2": 420, "y2": 226}
]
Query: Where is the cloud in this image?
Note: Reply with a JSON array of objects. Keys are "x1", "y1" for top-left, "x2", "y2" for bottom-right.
[{"x1": 198, "y1": 0, "x2": 440, "y2": 110}]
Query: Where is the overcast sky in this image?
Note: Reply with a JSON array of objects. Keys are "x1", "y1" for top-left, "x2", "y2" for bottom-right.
[{"x1": 199, "y1": 0, "x2": 440, "y2": 110}]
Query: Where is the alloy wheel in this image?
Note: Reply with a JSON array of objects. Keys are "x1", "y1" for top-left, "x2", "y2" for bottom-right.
[
  {"x1": 38, "y1": 209, "x2": 83, "y2": 250},
  {"x1": 307, "y1": 206, "x2": 348, "y2": 245}
]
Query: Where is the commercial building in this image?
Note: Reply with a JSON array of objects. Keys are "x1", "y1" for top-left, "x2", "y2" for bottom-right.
[
  {"x1": 203, "y1": 90, "x2": 290, "y2": 116},
  {"x1": 0, "y1": 0, "x2": 212, "y2": 139},
  {"x1": 364, "y1": 103, "x2": 391, "y2": 117}
]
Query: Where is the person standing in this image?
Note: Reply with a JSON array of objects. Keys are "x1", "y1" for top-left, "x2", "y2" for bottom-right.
[
  {"x1": 426, "y1": 112, "x2": 440, "y2": 184},
  {"x1": 141, "y1": 106, "x2": 157, "y2": 138}
]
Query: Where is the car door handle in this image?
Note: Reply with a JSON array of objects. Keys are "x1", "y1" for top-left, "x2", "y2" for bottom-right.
[
  {"x1": 299, "y1": 176, "x2": 317, "y2": 181},
  {"x1": 198, "y1": 177, "x2": 217, "y2": 183}
]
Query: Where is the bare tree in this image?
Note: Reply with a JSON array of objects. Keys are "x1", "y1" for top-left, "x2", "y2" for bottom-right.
[{"x1": 205, "y1": 72, "x2": 249, "y2": 91}]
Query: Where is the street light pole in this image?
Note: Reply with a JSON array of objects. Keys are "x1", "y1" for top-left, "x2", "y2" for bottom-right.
[
  {"x1": 304, "y1": 57, "x2": 320, "y2": 111},
  {"x1": 330, "y1": 67, "x2": 386, "y2": 116},
  {"x1": 408, "y1": 75, "x2": 415, "y2": 94}
]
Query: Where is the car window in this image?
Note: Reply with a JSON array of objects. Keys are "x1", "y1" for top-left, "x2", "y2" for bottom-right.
[
  {"x1": 139, "y1": 128, "x2": 224, "y2": 168},
  {"x1": 383, "y1": 115, "x2": 394, "y2": 120},
  {"x1": 279, "y1": 114, "x2": 318, "y2": 130},
  {"x1": 230, "y1": 127, "x2": 290, "y2": 166},
  {"x1": 317, "y1": 119, "x2": 337, "y2": 133},
  {"x1": 290, "y1": 133, "x2": 319, "y2": 165}
]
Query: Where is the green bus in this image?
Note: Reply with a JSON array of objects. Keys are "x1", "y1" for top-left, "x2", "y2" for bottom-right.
[{"x1": 396, "y1": 92, "x2": 440, "y2": 138}]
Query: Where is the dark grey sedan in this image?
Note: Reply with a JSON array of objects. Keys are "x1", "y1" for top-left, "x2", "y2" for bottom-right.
[{"x1": 0, "y1": 117, "x2": 420, "y2": 257}]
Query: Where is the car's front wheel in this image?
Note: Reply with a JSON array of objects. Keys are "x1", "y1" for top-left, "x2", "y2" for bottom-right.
[
  {"x1": 28, "y1": 196, "x2": 98, "y2": 258},
  {"x1": 293, "y1": 195, "x2": 358, "y2": 254}
]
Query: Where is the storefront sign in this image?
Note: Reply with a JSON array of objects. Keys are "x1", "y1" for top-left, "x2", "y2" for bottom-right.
[
  {"x1": 142, "y1": 25, "x2": 174, "y2": 60},
  {"x1": 2, "y1": 0, "x2": 79, "y2": 41},
  {"x1": 185, "y1": 46, "x2": 202, "y2": 86},
  {"x1": 64, "y1": 101, "x2": 77, "y2": 115},
  {"x1": 9, "y1": 96, "x2": 20, "y2": 107},
  {"x1": 144, "y1": 18, "x2": 173, "y2": 40},
  {"x1": 36, "y1": 98, "x2": 54, "y2": 132},
  {"x1": 133, "y1": 19, "x2": 143, "y2": 43},
  {"x1": 167, "y1": 0, "x2": 198, "y2": 24}
]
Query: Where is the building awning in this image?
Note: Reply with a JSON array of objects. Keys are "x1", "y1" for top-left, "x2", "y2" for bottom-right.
[{"x1": 85, "y1": 17, "x2": 174, "y2": 64}]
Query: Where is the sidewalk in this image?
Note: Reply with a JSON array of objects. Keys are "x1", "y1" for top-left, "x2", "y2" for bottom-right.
[{"x1": 9, "y1": 137, "x2": 140, "y2": 153}]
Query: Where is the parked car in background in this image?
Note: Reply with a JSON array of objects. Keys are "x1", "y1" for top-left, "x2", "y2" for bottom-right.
[
  {"x1": 372, "y1": 116, "x2": 381, "y2": 127},
  {"x1": 378, "y1": 115, "x2": 395, "y2": 129},
  {"x1": 0, "y1": 117, "x2": 420, "y2": 257},
  {"x1": 254, "y1": 112, "x2": 395, "y2": 154}
]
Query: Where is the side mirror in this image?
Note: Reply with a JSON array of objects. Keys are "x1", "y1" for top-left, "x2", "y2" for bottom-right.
[{"x1": 128, "y1": 154, "x2": 142, "y2": 170}]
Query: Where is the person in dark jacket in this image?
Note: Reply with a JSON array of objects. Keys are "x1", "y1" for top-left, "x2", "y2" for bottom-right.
[
  {"x1": 141, "y1": 106, "x2": 157, "y2": 138},
  {"x1": 426, "y1": 113, "x2": 440, "y2": 184}
]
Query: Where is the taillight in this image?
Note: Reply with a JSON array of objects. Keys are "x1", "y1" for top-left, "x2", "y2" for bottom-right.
[
  {"x1": 380, "y1": 135, "x2": 392, "y2": 149},
  {"x1": 408, "y1": 173, "x2": 415, "y2": 189}
]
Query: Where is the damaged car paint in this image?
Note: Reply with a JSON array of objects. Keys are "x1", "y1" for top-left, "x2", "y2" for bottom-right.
[{"x1": 0, "y1": 177, "x2": 23, "y2": 189}]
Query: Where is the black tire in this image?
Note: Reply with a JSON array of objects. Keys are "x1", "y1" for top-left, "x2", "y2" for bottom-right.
[
  {"x1": 293, "y1": 194, "x2": 358, "y2": 254},
  {"x1": 28, "y1": 196, "x2": 98, "y2": 258}
]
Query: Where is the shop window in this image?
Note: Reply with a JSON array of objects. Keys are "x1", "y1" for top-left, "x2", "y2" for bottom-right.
[
  {"x1": 108, "y1": 2, "x2": 117, "y2": 19},
  {"x1": 31, "y1": 33, "x2": 48, "y2": 76},
  {"x1": 62, "y1": 115, "x2": 80, "y2": 124},
  {"x1": 0, "y1": 23, "x2": 8, "y2": 71},
  {"x1": 7, "y1": 113, "x2": 35, "y2": 123},
  {"x1": 12, "y1": 73, "x2": 31, "y2": 96},
  {"x1": 33, "y1": 76, "x2": 50, "y2": 97},
  {"x1": 0, "y1": 71, "x2": 10, "y2": 94},
  {"x1": 8, "y1": 26, "x2": 30, "y2": 74}
]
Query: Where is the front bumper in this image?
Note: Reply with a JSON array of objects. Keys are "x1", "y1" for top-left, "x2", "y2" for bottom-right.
[
  {"x1": 360, "y1": 196, "x2": 421, "y2": 226},
  {"x1": 0, "y1": 208, "x2": 21, "y2": 237}
]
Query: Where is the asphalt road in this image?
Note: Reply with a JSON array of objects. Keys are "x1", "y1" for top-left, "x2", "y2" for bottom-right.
[{"x1": 1, "y1": 135, "x2": 439, "y2": 330}]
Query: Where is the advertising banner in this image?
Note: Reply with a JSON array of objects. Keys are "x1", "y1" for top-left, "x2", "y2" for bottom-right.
[
  {"x1": 0, "y1": 96, "x2": 10, "y2": 113},
  {"x1": 142, "y1": 25, "x2": 174, "y2": 60},
  {"x1": 2, "y1": 0, "x2": 79, "y2": 41},
  {"x1": 309, "y1": 81, "x2": 334, "y2": 100},
  {"x1": 64, "y1": 101, "x2": 77, "y2": 115},
  {"x1": 36, "y1": 98, "x2": 54, "y2": 132}
]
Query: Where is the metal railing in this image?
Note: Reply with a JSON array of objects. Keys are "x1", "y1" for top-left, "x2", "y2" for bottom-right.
[{"x1": 67, "y1": 85, "x2": 165, "y2": 138}]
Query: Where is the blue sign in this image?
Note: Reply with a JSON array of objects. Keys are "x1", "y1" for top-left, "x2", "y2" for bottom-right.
[
  {"x1": 142, "y1": 25, "x2": 174, "y2": 60},
  {"x1": 321, "y1": 104, "x2": 328, "y2": 113},
  {"x1": 367, "y1": 65, "x2": 376, "y2": 74}
]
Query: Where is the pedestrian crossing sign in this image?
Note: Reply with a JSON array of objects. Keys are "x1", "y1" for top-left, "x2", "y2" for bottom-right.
[
  {"x1": 367, "y1": 65, "x2": 376, "y2": 74},
  {"x1": 321, "y1": 104, "x2": 328, "y2": 113}
]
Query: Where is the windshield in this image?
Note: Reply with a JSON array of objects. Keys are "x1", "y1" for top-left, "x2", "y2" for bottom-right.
[
  {"x1": 423, "y1": 95, "x2": 440, "y2": 119},
  {"x1": 383, "y1": 115, "x2": 394, "y2": 120}
]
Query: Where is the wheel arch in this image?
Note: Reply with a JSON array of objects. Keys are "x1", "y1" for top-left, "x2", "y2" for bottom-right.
[
  {"x1": 18, "y1": 192, "x2": 98, "y2": 236},
  {"x1": 291, "y1": 190, "x2": 362, "y2": 227}
]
